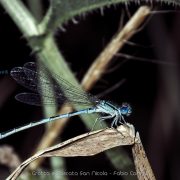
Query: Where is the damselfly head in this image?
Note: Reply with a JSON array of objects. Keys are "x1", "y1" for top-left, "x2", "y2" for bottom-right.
[{"x1": 120, "y1": 103, "x2": 132, "y2": 116}]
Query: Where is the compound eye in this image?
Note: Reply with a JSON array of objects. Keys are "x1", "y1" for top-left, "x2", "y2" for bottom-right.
[{"x1": 121, "y1": 103, "x2": 132, "y2": 116}]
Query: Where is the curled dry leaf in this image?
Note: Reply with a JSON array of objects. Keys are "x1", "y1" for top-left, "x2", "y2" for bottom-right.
[
  {"x1": 7, "y1": 123, "x2": 135, "y2": 180},
  {"x1": 132, "y1": 133, "x2": 156, "y2": 180}
]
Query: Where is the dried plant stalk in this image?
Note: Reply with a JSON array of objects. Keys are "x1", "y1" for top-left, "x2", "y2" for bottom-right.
[{"x1": 81, "y1": 6, "x2": 151, "y2": 89}]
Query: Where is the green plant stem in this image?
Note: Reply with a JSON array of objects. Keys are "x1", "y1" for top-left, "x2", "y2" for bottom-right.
[
  {"x1": 0, "y1": 0, "x2": 39, "y2": 36},
  {"x1": 41, "y1": 0, "x2": 180, "y2": 32}
]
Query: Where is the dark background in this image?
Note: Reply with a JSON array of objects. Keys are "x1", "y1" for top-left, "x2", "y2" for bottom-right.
[{"x1": 0, "y1": 1, "x2": 180, "y2": 180}]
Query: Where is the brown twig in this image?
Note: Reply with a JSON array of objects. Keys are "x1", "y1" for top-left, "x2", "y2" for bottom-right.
[{"x1": 81, "y1": 6, "x2": 151, "y2": 89}]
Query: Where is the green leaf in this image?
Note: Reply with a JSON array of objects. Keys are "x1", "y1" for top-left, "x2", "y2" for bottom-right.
[{"x1": 41, "y1": 0, "x2": 180, "y2": 33}]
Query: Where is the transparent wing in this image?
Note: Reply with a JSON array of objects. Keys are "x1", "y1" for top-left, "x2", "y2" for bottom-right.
[
  {"x1": 15, "y1": 93, "x2": 93, "y2": 106},
  {"x1": 11, "y1": 62, "x2": 99, "y2": 106},
  {"x1": 15, "y1": 93, "x2": 50, "y2": 106}
]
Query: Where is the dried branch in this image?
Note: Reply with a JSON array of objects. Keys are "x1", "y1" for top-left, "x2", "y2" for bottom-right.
[{"x1": 81, "y1": 6, "x2": 151, "y2": 89}]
